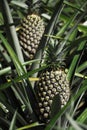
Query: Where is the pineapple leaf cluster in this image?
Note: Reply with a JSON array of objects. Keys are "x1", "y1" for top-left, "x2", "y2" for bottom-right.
[{"x1": 44, "y1": 39, "x2": 66, "y2": 68}]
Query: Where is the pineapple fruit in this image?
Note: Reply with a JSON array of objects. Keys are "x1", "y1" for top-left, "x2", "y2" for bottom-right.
[
  {"x1": 35, "y1": 40, "x2": 70, "y2": 123},
  {"x1": 18, "y1": 14, "x2": 45, "y2": 60}
]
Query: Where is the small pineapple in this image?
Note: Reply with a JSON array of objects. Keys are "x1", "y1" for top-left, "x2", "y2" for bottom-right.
[
  {"x1": 18, "y1": 1, "x2": 45, "y2": 60},
  {"x1": 35, "y1": 40, "x2": 70, "y2": 123}
]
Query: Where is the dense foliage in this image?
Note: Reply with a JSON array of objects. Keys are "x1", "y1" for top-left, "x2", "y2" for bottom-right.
[{"x1": 0, "y1": 0, "x2": 87, "y2": 130}]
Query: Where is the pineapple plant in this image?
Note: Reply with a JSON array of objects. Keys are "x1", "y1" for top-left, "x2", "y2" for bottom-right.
[
  {"x1": 18, "y1": 0, "x2": 45, "y2": 60},
  {"x1": 1, "y1": 0, "x2": 87, "y2": 129},
  {"x1": 35, "y1": 39, "x2": 70, "y2": 123}
]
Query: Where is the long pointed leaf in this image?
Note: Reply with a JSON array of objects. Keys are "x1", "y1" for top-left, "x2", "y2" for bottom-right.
[
  {"x1": 9, "y1": 111, "x2": 17, "y2": 130},
  {"x1": 0, "y1": 0, "x2": 24, "y2": 63},
  {"x1": 67, "y1": 40, "x2": 86, "y2": 82},
  {"x1": 0, "y1": 32, "x2": 25, "y2": 75}
]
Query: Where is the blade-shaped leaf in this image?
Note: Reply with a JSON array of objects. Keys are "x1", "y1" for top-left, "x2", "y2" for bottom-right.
[
  {"x1": 50, "y1": 94, "x2": 61, "y2": 119},
  {"x1": 77, "y1": 109, "x2": 87, "y2": 123},
  {"x1": 11, "y1": 0, "x2": 28, "y2": 9},
  {"x1": 0, "y1": 0, "x2": 24, "y2": 63},
  {"x1": 17, "y1": 122, "x2": 44, "y2": 130},
  {"x1": 0, "y1": 32, "x2": 25, "y2": 75},
  {"x1": 67, "y1": 40, "x2": 86, "y2": 82},
  {"x1": 66, "y1": 113, "x2": 83, "y2": 130},
  {"x1": 0, "y1": 65, "x2": 48, "y2": 90},
  {"x1": 9, "y1": 111, "x2": 17, "y2": 130}
]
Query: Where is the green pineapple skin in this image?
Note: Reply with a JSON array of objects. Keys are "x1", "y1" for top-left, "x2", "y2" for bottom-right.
[
  {"x1": 18, "y1": 14, "x2": 45, "y2": 60},
  {"x1": 35, "y1": 68, "x2": 70, "y2": 123}
]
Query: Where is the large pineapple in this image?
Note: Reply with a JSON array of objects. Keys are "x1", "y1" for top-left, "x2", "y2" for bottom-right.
[
  {"x1": 18, "y1": 1, "x2": 45, "y2": 60},
  {"x1": 35, "y1": 40, "x2": 70, "y2": 123}
]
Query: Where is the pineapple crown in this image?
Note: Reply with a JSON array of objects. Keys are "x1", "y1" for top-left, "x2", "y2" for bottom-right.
[
  {"x1": 44, "y1": 38, "x2": 66, "y2": 69},
  {"x1": 25, "y1": 0, "x2": 44, "y2": 14}
]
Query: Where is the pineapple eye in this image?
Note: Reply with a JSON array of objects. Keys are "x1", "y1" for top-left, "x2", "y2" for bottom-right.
[
  {"x1": 40, "y1": 108, "x2": 44, "y2": 114},
  {"x1": 43, "y1": 113, "x2": 49, "y2": 118}
]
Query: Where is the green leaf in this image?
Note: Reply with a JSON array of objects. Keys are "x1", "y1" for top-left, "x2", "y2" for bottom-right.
[
  {"x1": 0, "y1": 0, "x2": 24, "y2": 63},
  {"x1": 67, "y1": 40, "x2": 86, "y2": 82},
  {"x1": 9, "y1": 111, "x2": 17, "y2": 130},
  {"x1": 41, "y1": 0, "x2": 64, "y2": 49},
  {"x1": 78, "y1": 24, "x2": 87, "y2": 34},
  {"x1": 66, "y1": 113, "x2": 83, "y2": 130},
  {"x1": 56, "y1": 16, "x2": 76, "y2": 37},
  {"x1": 0, "y1": 116, "x2": 10, "y2": 128},
  {"x1": 0, "y1": 42, "x2": 11, "y2": 62},
  {"x1": 0, "y1": 33, "x2": 34, "y2": 114},
  {"x1": 68, "y1": 109, "x2": 87, "y2": 130},
  {"x1": 0, "y1": 65, "x2": 48, "y2": 90},
  {"x1": 11, "y1": 0, "x2": 28, "y2": 9},
  {"x1": 64, "y1": 0, "x2": 84, "y2": 12},
  {"x1": 0, "y1": 59, "x2": 40, "y2": 76},
  {"x1": 76, "y1": 61, "x2": 87, "y2": 73},
  {"x1": 50, "y1": 94, "x2": 61, "y2": 119},
  {"x1": 16, "y1": 122, "x2": 43, "y2": 130},
  {"x1": 0, "y1": 32, "x2": 25, "y2": 75},
  {"x1": 0, "y1": 100, "x2": 27, "y2": 125},
  {"x1": 77, "y1": 109, "x2": 87, "y2": 123}
]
